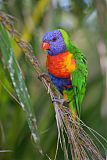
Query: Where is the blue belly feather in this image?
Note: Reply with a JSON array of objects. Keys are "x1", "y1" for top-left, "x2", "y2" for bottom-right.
[{"x1": 48, "y1": 73, "x2": 72, "y2": 93}]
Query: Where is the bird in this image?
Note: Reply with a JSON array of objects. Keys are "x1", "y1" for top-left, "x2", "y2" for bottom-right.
[{"x1": 42, "y1": 29, "x2": 88, "y2": 120}]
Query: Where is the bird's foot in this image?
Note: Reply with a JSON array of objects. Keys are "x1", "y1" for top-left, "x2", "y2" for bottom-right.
[
  {"x1": 38, "y1": 73, "x2": 50, "y2": 82},
  {"x1": 38, "y1": 73, "x2": 51, "y2": 94},
  {"x1": 52, "y1": 96, "x2": 66, "y2": 105}
]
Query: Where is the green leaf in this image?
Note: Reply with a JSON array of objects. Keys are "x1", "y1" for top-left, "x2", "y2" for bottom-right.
[{"x1": 0, "y1": 24, "x2": 43, "y2": 154}]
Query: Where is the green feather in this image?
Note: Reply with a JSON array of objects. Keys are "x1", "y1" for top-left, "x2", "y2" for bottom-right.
[{"x1": 60, "y1": 29, "x2": 88, "y2": 118}]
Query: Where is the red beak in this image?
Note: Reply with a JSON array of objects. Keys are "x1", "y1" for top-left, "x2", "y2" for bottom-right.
[{"x1": 42, "y1": 42, "x2": 50, "y2": 51}]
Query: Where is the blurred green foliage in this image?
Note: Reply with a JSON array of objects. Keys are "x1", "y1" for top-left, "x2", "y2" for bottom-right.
[{"x1": 0, "y1": 0, "x2": 107, "y2": 159}]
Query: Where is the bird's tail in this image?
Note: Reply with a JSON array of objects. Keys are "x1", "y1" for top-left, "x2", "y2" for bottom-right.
[
  {"x1": 63, "y1": 91, "x2": 80, "y2": 121},
  {"x1": 69, "y1": 101, "x2": 79, "y2": 121}
]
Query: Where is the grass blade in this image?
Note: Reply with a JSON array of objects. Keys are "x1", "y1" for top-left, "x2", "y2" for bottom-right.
[{"x1": 0, "y1": 24, "x2": 43, "y2": 154}]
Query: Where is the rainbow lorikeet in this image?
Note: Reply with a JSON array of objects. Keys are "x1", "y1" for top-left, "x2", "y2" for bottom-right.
[{"x1": 42, "y1": 29, "x2": 88, "y2": 119}]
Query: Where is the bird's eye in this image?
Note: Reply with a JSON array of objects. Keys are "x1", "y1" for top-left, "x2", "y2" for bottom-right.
[{"x1": 52, "y1": 37, "x2": 57, "y2": 42}]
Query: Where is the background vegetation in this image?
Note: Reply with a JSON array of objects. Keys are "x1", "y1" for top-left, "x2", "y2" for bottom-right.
[{"x1": 0, "y1": 0, "x2": 107, "y2": 159}]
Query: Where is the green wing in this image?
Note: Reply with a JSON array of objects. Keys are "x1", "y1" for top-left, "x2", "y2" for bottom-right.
[
  {"x1": 59, "y1": 29, "x2": 88, "y2": 118},
  {"x1": 71, "y1": 48, "x2": 88, "y2": 117}
]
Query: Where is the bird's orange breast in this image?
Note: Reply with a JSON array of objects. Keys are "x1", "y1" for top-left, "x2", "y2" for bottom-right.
[{"x1": 46, "y1": 51, "x2": 76, "y2": 78}]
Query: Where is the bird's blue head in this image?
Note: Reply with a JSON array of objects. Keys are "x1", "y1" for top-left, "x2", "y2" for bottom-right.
[{"x1": 42, "y1": 30, "x2": 67, "y2": 56}]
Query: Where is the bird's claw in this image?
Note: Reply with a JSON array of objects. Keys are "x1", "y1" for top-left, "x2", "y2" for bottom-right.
[
  {"x1": 52, "y1": 97, "x2": 66, "y2": 105},
  {"x1": 38, "y1": 73, "x2": 50, "y2": 82}
]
